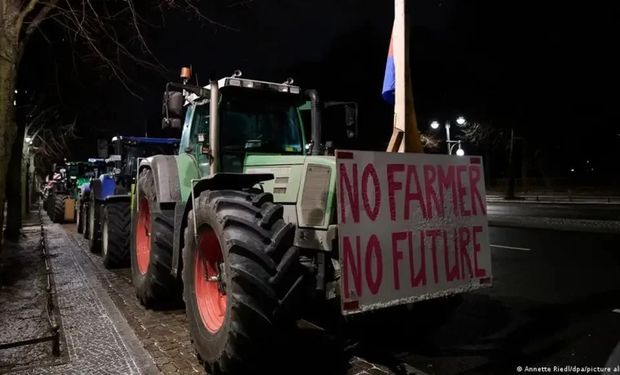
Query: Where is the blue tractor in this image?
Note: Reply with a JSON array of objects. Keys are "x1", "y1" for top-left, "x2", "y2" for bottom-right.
[{"x1": 81, "y1": 136, "x2": 179, "y2": 268}]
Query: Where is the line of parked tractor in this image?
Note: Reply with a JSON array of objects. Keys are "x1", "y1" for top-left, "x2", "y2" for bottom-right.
[
  {"x1": 36, "y1": 69, "x2": 480, "y2": 375},
  {"x1": 42, "y1": 135, "x2": 179, "y2": 268}
]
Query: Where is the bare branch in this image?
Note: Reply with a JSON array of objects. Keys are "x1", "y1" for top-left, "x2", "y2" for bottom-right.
[
  {"x1": 17, "y1": 0, "x2": 39, "y2": 29},
  {"x1": 24, "y1": 0, "x2": 59, "y2": 40},
  {"x1": 175, "y1": 0, "x2": 239, "y2": 31}
]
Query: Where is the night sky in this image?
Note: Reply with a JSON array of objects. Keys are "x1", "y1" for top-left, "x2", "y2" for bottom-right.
[{"x1": 17, "y1": 0, "x2": 620, "y2": 184}]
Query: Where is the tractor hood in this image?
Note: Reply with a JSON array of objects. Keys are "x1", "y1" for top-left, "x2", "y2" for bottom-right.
[{"x1": 244, "y1": 154, "x2": 336, "y2": 230}]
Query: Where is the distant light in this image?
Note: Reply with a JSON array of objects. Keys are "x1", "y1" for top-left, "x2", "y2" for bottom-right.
[
  {"x1": 586, "y1": 160, "x2": 590, "y2": 164},
  {"x1": 14, "y1": 89, "x2": 18, "y2": 94},
  {"x1": 456, "y1": 148, "x2": 465, "y2": 157},
  {"x1": 456, "y1": 116, "x2": 466, "y2": 125},
  {"x1": 25, "y1": 137, "x2": 32, "y2": 144},
  {"x1": 13, "y1": 100, "x2": 16, "y2": 106},
  {"x1": 430, "y1": 121, "x2": 440, "y2": 130},
  {"x1": 570, "y1": 168, "x2": 575, "y2": 172},
  {"x1": 591, "y1": 168, "x2": 594, "y2": 172}
]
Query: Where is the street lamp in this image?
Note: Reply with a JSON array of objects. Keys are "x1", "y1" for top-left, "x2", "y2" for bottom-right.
[
  {"x1": 430, "y1": 117, "x2": 467, "y2": 155},
  {"x1": 455, "y1": 141, "x2": 465, "y2": 156}
]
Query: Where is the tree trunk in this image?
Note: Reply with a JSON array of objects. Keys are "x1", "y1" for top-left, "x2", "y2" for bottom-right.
[
  {"x1": 505, "y1": 127, "x2": 516, "y2": 199},
  {"x1": 0, "y1": 31, "x2": 20, "y2": 245},
  {"x1": 5, "y1": 122, "x2": 24, "y2": 240}
]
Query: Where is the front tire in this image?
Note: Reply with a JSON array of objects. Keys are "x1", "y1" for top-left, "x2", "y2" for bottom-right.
[
  {"x1": 102, "y1": 200, "x2": 131, "y2": 268},
  {"x1": 88, "y1": 195, "x2": 101, "y2": 253},
  {"x1": 76, "y1": 201, "x2": 84, "y2": 233},
  {"x1": 82, "y1": 202, "x2": 90, "y2": 239},
  {"x1": 182, "y1": 189, "x2": 303, "y2": 374},
  {"x1": 130, "y1": 168, "x2": 179, "y2": 308},
  {"x1": 52, "y1": 195, "x2": 65, "y2": 223}
]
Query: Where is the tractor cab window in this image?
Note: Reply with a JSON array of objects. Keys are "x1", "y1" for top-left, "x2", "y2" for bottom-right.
[
  {"x1": 123, "y1": 143, "x2": 179, "y2": 181},
  {"x1": 190, "y1": 103, "x2": 211, "y2": 175},
  {"x1": 190, "y1": 104, "x2": 210, "y2": 149},
  {"x1": 219, "y1": 93, "x2": 303, "y2": 172},
  {"x1": 67, "y1": 165, "x2": 79, "y2": 177}
]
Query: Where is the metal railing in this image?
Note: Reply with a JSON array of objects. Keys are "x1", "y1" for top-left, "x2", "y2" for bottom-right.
[{"x1": 0, "y1": 202, "x2": 60, "y2": 356}]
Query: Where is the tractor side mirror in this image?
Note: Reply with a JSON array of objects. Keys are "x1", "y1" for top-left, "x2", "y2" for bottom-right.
[
  {"x1": 164, "y1": 91, "x2": 184, "y2": 117},
  {"x1": 162, "y1": 90, "x2": 184, "y2": 129},
  {"x1": 344, "y1": 104, "x2": 358, "y2": 140},
  {"x1": 324, "y1": 141, "x2": 335, "y2": 156},
  {"x1": 322, "y1": 101, "x2": 359, "y2": 146}
]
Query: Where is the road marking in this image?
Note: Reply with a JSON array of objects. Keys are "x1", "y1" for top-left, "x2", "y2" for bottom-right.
[{"x1": 491, "y1": 244, "x2": 531, "y2": 251}]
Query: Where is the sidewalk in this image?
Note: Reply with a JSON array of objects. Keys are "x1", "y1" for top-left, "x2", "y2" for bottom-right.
[
  {"x1": 0, "y1": 212, "x2": 158, "y2": 374},
  {"x1": 0, "y1": 215, "x2": 65, "y2": 373}
]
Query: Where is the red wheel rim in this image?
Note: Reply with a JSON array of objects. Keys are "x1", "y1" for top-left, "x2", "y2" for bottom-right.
[
  {"x1": 195, "y1": 229, "x2": 227, "y2": 333},
  {"x1": 136, "y1": 198, "x2": 151, "y2": 275}
]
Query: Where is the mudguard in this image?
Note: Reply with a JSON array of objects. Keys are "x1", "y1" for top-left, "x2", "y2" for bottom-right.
[
  {"x1": 170, "y1": 173, "x2": 274, "y2": 277},
  {"x1": 148, "y1": 155, "x2": 182, "y2": 205},
  {"x1": 104, "y1": 194, "x2": 131, "y2": 204},
  {"x1": 92, "y1": 174, "x2": 116, "y2": 201}
]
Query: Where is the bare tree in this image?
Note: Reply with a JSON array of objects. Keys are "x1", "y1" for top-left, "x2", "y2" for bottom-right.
[
  {"x1": 4, "y1": 104, "x2": 77, "y2": 240},
  {"x1": 420, "y1": 132, "x2": 441, "y2": 151},
  {"x1": 459, "y1": 121, "x2": 508, "y2": 149},
  {"x1": 0, "y1": 0, "x2": 222, "y2": 242}
]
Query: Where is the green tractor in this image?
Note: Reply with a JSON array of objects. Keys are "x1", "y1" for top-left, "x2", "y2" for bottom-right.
[
  {"x1": 75, "y1": 158, "x2": 107, "y2": 234},
  {"x1": 131, "y1": 70, "x2": 491, "y2": 373}
]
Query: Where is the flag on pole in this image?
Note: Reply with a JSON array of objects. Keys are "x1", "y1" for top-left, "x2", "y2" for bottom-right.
[{"x1": 381, "y1": 34, "x2": 395, "y2": 104}]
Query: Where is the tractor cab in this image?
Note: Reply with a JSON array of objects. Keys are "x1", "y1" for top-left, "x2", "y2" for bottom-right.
[
  {"x1": 107, "y1": 136, "x2": 180, "y2": 192},
  {"x1": 164, "y1": 70, "x2": 356, "y2": 176},
  {"x1": 66, "y1": 160, "x2": 106, "y2": 196},
  {"x1": 167, "y1": 74, "x2": 306, "y2": 176}
]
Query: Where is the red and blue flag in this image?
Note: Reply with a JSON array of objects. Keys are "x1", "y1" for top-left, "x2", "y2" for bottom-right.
[{"x1": 381, "y1": 35, "x2": 395, "y2": 104}]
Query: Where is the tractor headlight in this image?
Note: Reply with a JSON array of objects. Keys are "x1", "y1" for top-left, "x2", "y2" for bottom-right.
[{"x1": 299, "y1": 164, "x2": 331, "y2": 227}]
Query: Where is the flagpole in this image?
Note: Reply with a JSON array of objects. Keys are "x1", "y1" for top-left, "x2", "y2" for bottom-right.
[{"x1": 391, "y1": 0, "x2": 423, "y2": 153}]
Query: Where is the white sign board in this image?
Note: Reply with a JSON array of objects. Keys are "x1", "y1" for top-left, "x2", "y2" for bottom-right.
[{"x1": 336, "y1": 150, "x2": 492, "y2": 314}]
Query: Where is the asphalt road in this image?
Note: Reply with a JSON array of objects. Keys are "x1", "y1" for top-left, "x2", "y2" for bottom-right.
[{"x1": 338, "y1": 226, "x2": 620, "y2": 374}]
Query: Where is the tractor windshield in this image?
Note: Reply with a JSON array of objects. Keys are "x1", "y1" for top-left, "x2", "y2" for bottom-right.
[
  {"x1": 67, "y1": 164, "x2": 81, "y2": 178},
  {"x1": 123, "y1": 143, "x2": 178, "y2": 178},
  {"x1": 219, "y1": 92, "x2": 304, "y2": 172}
]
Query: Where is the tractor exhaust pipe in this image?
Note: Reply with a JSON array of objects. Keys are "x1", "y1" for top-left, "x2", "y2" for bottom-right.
[
  {"x1": 305, "y1": 89, "x2": 321, "y2": 155},
  {"x1": 209, "y1": 79, "x2": 220, "y2": 175}
]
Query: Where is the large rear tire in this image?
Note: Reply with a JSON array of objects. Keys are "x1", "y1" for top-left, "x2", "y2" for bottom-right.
[
  {"x1": 183, "y1": 189, "x2": 303, "y2": 374},
  {"x1": 52, "y1": 195, "x2": 65, "y2": 223},
  {"x1": 130, "y1": 168, "x2": 179, "y2": 308},
  {"x1": 102, "y1": 200, "x2": 131, "y2": 268}
]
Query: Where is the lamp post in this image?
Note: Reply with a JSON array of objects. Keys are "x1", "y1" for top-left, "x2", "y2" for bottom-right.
[{"x1": 430, "y1": 117, "x2": 466, "y2": 156}]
